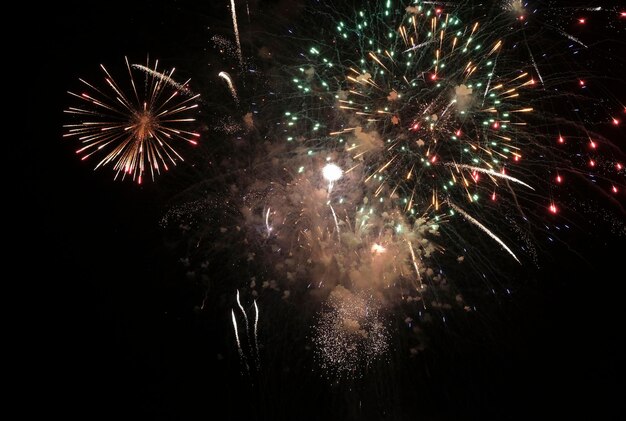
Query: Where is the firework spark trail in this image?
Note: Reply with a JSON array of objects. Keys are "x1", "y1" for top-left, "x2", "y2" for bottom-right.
[
  {"x1": 403, "y1": 40, "x2": 434, "y2": 53},
  {"x1": 232, "y1": 291, "x2": 261, "y2": 372},
  {"x1": 329, "y1": 204, "x2": 341, "y2": 240},
  {"x1": 131, "y1": 64, "x2": 193, "y2": 95},
  {"x1": 421, "y1": 1, "x2": 457, "y2": 5},
  {"x1": 559, "y1": 6, "x2": 603, "y2": 12},
  {"x1": 253, "y1": 299, "x2": 260, "y2": 366},
  {"x1": 525, "y1": 43, "x2": 545, "y2": 87},
  {"x1": 407, "y1": 241, "x2": 423, "y2": 287},
  {"x1": 231, "y1": 309, "x2": 242, "y2": 349},
  {"x1": 231, "y1": 309, "x2": 249, "y2": 372},
  {"x1": 558, "y1": 29, "x2": 588, "y2": 48},
  {"x1": 229, "y1": 0, "x2": 244, "y2": 69},
  {"x1": 265, "y1": 207, "x2": 272, "y2": 237},
  {"x1": 443, "y1": 163, "x2": 535, "y2": 190},
  {"x1": 483, "y1": 55, "x2": 498, "y2": 104},
  {"x1": 450, "y1": 202, "x2": 521, "y2": 264},
  {"x1": 218, "y1": 71, "x2": 239, "y2": 105},
  {"x1": 236, "y1": 289, "x2": 250, "y2": 335}
]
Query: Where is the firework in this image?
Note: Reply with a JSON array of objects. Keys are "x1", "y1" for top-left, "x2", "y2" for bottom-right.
[
  {"x1": 161, "y1": 0, "x2": 624, "y2": 379},
  {"x1": 232, "y1": 290, "x2": 261, "y2": 373},
  {"x1": 313, "y1": 287, "x2": 389, "y2": 378},
  {"x1": 230, "y1": 0, "x2": 244, "y2": 69},
  {"x1": 218, "y1": 71, "x2": 240, "y2": 105},
  {"x1": 231, "y1": 309, "x2": 249, "y2": 373},
  {"x1": 64, "y1": 57, "x2": 200, "y2": 184},
  {"x1": 282, "y1": 0, "x2": 624, "y2": 269}
]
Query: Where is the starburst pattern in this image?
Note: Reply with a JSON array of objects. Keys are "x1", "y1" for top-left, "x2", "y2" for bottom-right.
[{"x1": 64, "y1": 57, "x2": 200, "y2": 183}]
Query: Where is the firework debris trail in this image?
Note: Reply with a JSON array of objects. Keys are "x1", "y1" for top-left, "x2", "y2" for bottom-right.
[
  {"x1": 232, "y1": 290, "x2": 260, "y2": 373},
  {"x1": 218, "y1": 71, "x2": 239, "y2": 105}
]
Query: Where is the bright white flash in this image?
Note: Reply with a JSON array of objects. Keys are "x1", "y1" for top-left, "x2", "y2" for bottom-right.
[
  {"x1": 371, "y1": 243, "x2": 386, "y2": 254},
  {"x1": 322, "y1": 163, "x2": 343, "y2": 183}
]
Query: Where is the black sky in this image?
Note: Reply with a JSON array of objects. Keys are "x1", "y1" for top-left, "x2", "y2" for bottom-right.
[{"x1": 23, "y1": 1, "x2": 624, "y2": 419}]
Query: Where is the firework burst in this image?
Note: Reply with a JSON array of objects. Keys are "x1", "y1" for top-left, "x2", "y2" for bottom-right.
[
  {"x1": 159, "y1": 0, "x2": 624, "y2": 380},
  {"x1": 313, "y1": 287, "x2": 389, "y2": 378},
  {"x1": 281, "y1": 0, "x2": 624, "y2": 269},
  {"x1": 64, "y1": 57, "x2": 200, "y2": 184}
]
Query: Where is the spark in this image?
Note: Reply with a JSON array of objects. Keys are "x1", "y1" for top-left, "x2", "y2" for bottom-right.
[
  {"x1": 236, "y1": 289, "x2": 250, "y2": 335},
  {"x1": 444, "y1": 163, "x2": 535, "y2": 190},
  {"x1": 407, "y1": 241, "x2": 423, "y2": 286},
  {"x1": 403, "y1": 40, "x2": 434, "y2": 53},
  {"x1": 231, "y1": 309, "x2": 242, "y2": 351},
  {"x1": 450, "y1": 202, "x2": 521, "y2": 264},
  {"x1": 131, "y1": 64, "x2": 193, "y2": 95},
  {"x1": 558, "y1": 29, "x2": 588, "y2": 48},
  {"x1": 218, "y1": 71, "x2": 239, "y2": 105},
  {"x1": 229, "y1": 0, "x2": 244, "y2": 69},
  {"x1": 329, "y1": 204, "x2": 341, "y2": 239},
  {"x1": 525, "y1": 44, "x2": 544, "y2": 86},
  {"x1": 323, "y1": 163, "x2": 342, "y2": 193},
  {"x1": 231, "y1": 309, "x2": 249, "y2": 373},
  {"x1": 265, "y1": 207, "x2": 272, "y2": 237},
  {"x1": 253, "y1": 299, "x2": 260, "y2": 367}
]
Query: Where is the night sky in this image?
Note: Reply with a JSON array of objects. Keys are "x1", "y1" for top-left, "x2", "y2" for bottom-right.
[{"x1": 26, "y1": 1, "x2": 624, "y2": 419}]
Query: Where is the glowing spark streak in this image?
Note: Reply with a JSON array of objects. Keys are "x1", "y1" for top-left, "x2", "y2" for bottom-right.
[
  {"x1": 232, "y1": 309, "x2": 249, "y2": 372},
  {"x1": 131, "y1": 64, "x2": 193, "y2": 95},
  {"x1": 231, "y1": 310, "x2": 242, "y2": 350},
  {"x1": 377, "y1": 156, "x2": 397, "y2": 173},
  {"x1": 483, "y1": 55, "x2": 500, "y2": 104},
  {"x1": 384, "y1": 50, "x2": 395, "y2": 64},
  {"x1": 374, "y1": 181, "x2": 386, "y2": 197},
  {"x1": 525, "y1": 43, "x2": 544, "y2": 86},
  {"x1": 450, "y1": 203, "x2": 520, "y2": 264},
  {"x1": 236, "y1": 289, "x2": 249, "y2": 335},
  {"x1": 253, "y1": 299, "x2": 260, "y2": 366},
  {"x1": 329, "y1": 204, "x2": 341, "y2": 240},
  {"x1": 407, "y1": 241, "x2": 423, "y2": 286},
  {"x1": 368, "y1": 52, "x2": 390, "y2": 71},
  {"x1": 487, "y1": 40, "x2": 502, "y2": 56},
  {"x1": 406, "y1": 188, "x2": 415, "y2": 212},
  {"x1": 440, "y1": 99, "x2": 455, "y2": 117},
  {"x1": 443, "y1": 163, "x2": 534, "y2": 190},
  {"x1": 229, "y1": 0, "x2": 244, "y2": 68},
  {"x1": 558, "y1": 29, "x2": 588, "y2": 48},
  {"x1": 465, "y1": 22, "x2": 479, "y2": 49},
  {"x1": 218, "y1": 71, "x2": 239, "y2": 105},
  {"x1": 399, "y1": 25, "x2": 408, "y2": 46},
  {"x1": 265, "y1": 207, "x2": 272, "y2": 237},
  {"x1": 330, "y1": 128, "x2": 356, "y2": 136},
  {"x1": 253, "y1": 300, "x2": 259, "y2": 345},
  {"x1": 345, "y1": 163, "x2": 361, "y2": 174}
]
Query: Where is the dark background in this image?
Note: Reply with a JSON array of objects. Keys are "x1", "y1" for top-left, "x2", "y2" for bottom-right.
[{"x1": 23, "y1": 1, "x2": 624, "y2": 419}]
